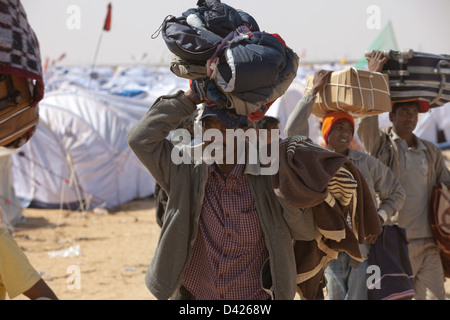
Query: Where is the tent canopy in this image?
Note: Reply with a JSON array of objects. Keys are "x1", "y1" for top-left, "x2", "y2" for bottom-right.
[
  {"x1": 12, "y1": 88, "x2": 157, "y2": 210},
  {"x1": 12, "y1": 65, "x2": 188, "y2": 210}
]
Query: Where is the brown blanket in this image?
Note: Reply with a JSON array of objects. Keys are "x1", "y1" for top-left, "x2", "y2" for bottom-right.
[
  {"x1": 429, "y1": 183, "x2": 450, "y2": 278},
  {"x1": 273, "y1": 136, "x2": 382, "y2": 300},
  {"x1": 272, "y1": 136, "x2": 347, "y2": 207}
]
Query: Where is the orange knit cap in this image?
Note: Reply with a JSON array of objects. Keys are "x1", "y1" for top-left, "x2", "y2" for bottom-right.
[{"x1": 321, "y1": 111, "x2": 355, "y2": 144}]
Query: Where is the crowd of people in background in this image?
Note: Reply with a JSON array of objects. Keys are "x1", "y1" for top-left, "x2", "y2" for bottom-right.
[{"x1": 125, "y1": 51, "x2": 450, "y2": 300}]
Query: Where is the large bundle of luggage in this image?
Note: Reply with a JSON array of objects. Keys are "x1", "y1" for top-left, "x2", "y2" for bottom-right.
[
  {"x1": 156, "y1": 0, "x2": 299, "y2": 119},
  {"x1": 0, "y1": 74, "x2": 38, "y2": 148},
  {"x1": 0, "y1": 0, "x2": 43, "y2": 148},
  {"x1": 372, "y1": 49, "x2": 450, "y2": 110}
]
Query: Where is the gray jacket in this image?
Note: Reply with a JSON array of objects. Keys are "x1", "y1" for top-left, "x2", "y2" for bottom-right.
[
  {"x1": 357, "y1": 115, "x2": 450, "y2": 237},
  {"x1": 127, "y1": 90, "x2": 317, "y2": 300}
]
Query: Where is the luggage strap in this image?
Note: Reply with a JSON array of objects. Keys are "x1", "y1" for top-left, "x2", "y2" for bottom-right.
[
  {"x1": 431, "y1": 60, "x2": 450, "y2": 105},
  {"x1": 206, "y1": 25, "x2": 252, "y2": 79}
]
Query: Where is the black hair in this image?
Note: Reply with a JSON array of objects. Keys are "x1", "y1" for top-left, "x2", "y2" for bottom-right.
[
  {"x1": 392, "y1": 100, "x2": 420, "y2": 114},
  {"x1": 255, "y1": 116, "x2": 280, "y2": 130}
]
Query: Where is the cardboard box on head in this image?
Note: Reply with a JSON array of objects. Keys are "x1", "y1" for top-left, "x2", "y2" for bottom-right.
[{"x1": 305, "y1": 67, "x2": 392, "y2": 118}]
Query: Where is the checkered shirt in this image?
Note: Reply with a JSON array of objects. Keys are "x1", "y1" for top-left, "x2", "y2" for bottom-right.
[{"x1": 183, "y1": 163, "x2": 270, "y2": 300}]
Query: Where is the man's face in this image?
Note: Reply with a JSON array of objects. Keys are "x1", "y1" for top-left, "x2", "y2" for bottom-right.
[
  {"x1": 202, "y1": 116, "x2": 244, "y2": 163},
  {"x1": 389, "y1": 103, "x2": 419, "y2": 135},
  {"x1": 326, "y1": 121, "x2": 353, "y2": 154}
]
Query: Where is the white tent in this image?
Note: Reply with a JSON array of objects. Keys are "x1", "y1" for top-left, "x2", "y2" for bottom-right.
[
  {"x1": 0, "y1": 148, "x2": 24, "y2": 229},
  {"x1": 414, "y1": 103, "x2": 450, "y2": 145},
  {"x1": 11, "y1": 88, "x2": 157, "y2": 210},
  {"x1": 11, "y1": 65, "x2": 189, "y2": 210}
]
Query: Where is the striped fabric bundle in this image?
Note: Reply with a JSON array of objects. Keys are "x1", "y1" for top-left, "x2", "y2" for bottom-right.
[
  {"x1": 325, "y1": 166, "x2": 357, "y2": 208},
  {"x1": 382, "y1": 50, "x2": 450, "y2": 109}
]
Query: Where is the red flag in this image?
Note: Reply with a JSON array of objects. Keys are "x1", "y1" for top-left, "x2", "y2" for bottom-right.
[
  {"x1": 103, "y1": 3, "x2": 112, "y2": 31},
  {"x1": 44, "y1": 57, "x2": 49, "y2": 73},
  {"x1": 56, "y1": 52, "x2": 66, "y2": 63}
]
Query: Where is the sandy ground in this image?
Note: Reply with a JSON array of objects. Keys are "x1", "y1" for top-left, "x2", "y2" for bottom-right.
[
  {"x1": 7, "y1": 196, "x2": 450, "y2": 300},
  {"x1": 9, "y1": 198, "x2": 159, "y2": 300}
]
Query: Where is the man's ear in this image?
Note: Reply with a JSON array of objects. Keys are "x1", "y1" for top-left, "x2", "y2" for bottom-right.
[{"x1": 389, "y1": 112, "x2": 395, "y2": 122}]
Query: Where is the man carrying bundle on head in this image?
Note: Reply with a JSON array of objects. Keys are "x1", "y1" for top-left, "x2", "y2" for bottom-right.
[
  {"x1": 285, "y1": 69, "x2": 405, "y2": 300},
  {"x1": 357, "y1": 51, "x2": 450, "y2": 300},
  {"x1": 127, "y1": 81, "x2": 321, "y2": 300}
]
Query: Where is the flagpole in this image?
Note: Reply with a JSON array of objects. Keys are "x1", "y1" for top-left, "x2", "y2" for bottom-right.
[
  {"x1": 89, "y1": 30, "x2": 104, "y2": 88},
  {"x1": 89, "y1": 3, "x2": 111, "y2": 89}
]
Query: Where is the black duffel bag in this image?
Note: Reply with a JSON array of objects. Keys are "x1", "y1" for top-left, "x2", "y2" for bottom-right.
[
  {"x1": 375, "y1": 49, "x2": 450, "y2": 109},
  {"x1": 159, "y1": 0, "x2": 259, "y2": 65},
  {"x1": 367, "y1": 225, "x2": 415, "y2": 300}
]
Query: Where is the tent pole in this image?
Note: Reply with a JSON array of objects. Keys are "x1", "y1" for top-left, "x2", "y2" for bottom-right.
[
  {"x1": 65, "y1": 152, "x2": 86, "y2": 213},
  {"x1": 57, "y1": 171, "x2": 67, "y2": 228}
]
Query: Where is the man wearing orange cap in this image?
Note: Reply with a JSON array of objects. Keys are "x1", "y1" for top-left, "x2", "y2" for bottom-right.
[
  {"x1": 285, "y1": 70, "x2": 405, "y2": 300},
  {"x1": 321, "y1": 111, "x2": 356, "y2": 154},
  {"x1": 357, "y1": 52, "x2": 450, "y2": 300}
]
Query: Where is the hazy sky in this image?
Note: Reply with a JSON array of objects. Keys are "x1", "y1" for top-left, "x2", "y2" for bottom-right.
[{"x1": 21, "y1": 0, "x2": 450, "y2": 66}]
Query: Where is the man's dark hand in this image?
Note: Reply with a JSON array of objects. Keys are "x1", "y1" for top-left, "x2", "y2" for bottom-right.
[
  {"x1": 184, "y1": 87, "x2": 205, "y2": 105},
  {"x1": 311, "y1": 70, "x2": 332, "y2": 95},
  {"x1": 365, "y1": 234, "x2": 378, "y2": 245}
]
